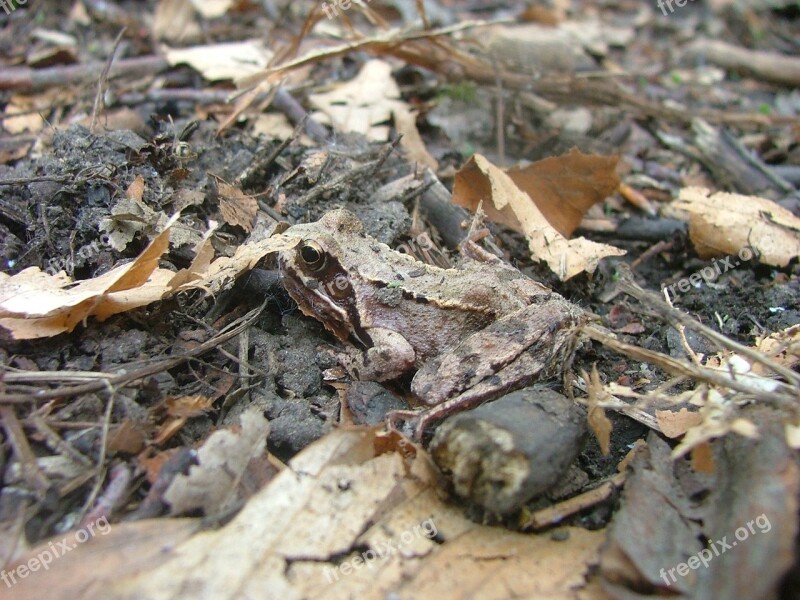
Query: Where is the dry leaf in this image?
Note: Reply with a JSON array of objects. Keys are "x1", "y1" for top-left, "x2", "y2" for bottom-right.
[
  {"x1": 453, "y1": 153, "x2": 625, "y2": 280},
  {"x1": 7, "y1": 428, "x2": 606, "y2": 600},
  {"x1": 754, "y1": 324, "x2": 800, "y2": 374},
  {"x1": 217, "y1": 181, "x2": 258, "y2": 232},
  {"x1": 506, "y1": 148, "x2": 620, "y2": 237},
  {"x1": 163, "y1": 408, "x2": 270, "y2": 515},
  {"x1": 656, "y1": 408, "x2": 703, "y2": 439},
  {"x1": 2, "y1": 96, "x2": 46, "y2": 134},
  {"x1": 173, "y1": 233, "x2": 301, "y2": 295},
  {"x1": 190, "y1": 0, "x2": 234, "y2": 18},
  {"x1": 126, "y1": 175, "x2": 145, "y2": 202},
  {"x1": 690, "y1": 441, "x2": 715, "y2": 473},
  {"x1": 164, "y1": 41, "x2": 274, "y2": 81},
  {"x1": 671, "y1": 187, "x2": 800, "y2": 267},
  {"x1": 0, "y1": 215, "x2": 179, "y2": 339},
  {"x1": 153, "y1": 0, "x2": 199, "y2": 42},
  {"x1": 309, "y1": 59, "x2": 435, "y2": 167},
  {"x1": 585, "y1": 366, "x2": 613, "y2": 455}
]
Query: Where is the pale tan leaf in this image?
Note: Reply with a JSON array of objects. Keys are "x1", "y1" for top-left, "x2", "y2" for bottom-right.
[
  {"x1": 164, "y1": 41, "x2": 274, "y2": 81},
  {"x1": 6, "y1": 429, "x2": 606, "y2": 600},
  {"x1": 656, "y1": 408, "x2": 703, "y2": 439},
  {"x1": 126, "y1": 175, "x2": 145, "y2": 202},
  {"x1": 0, "y1": 215, "x2": 179, "y2": 339},
  {"x1": 671, "y1": 187, "x2": 800, "y2": 267},
  {"x1": 173, "y1": 233, "x2": 301, "y2": 295},
  {"x1": 190, "y1": 0, "x2": 234, "y2": 18},
  {"x1": 453, "y1": 154, "x2": 625, "y2": 280},
  {"x1": 153, "y1": 0, "x2": 199, "y2": 43},
  {"x1": 309, "y1": 56, "x2": 432, "y2": 168}
]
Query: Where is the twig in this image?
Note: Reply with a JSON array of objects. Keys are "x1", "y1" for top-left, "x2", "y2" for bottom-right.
[
  {"x1": 90, "y1": 28, "x2": 127, "y2": 133},
  {"x1": 0, "y1": 405, "x2": 50, "y2": 496},
  {"x1": 582, "y1": 324, "x2": 798, "y2": 405},
  {"x1": 521, "y1": 472, "x2": 626, "y2": 531},
  {"x1": 0, "y1": 56, "x2": 169, "y2": 92},
  {"x1": 617, "y1": 266, "x2": 800, "y2": 388},
  {"x1": 0, "y1": 303, "x2": 266, "y2": 404}
]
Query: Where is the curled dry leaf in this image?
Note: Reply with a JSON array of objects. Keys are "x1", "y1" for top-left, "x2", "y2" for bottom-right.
[
  {"x1": 671, "y1": 187, "x2": 800, "y2": 267},
  {"x1": 171, "y1": 232, "x2": 301, "y2": 295},
  {"x1": 453, "y1": 153, "x2": 625, "y2": 280},
  {"x1": 0, "y1": 214, "x2": 179, "y2": 340}
]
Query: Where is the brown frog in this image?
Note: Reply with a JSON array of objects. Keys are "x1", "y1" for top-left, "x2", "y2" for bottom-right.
[{"x1": 277, "y1": 209, "x2": 584, "y2": 438}]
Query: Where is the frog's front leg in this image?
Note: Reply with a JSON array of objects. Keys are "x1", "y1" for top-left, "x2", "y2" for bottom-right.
[
  {"x1": 339, "y1": 327, "x2": 416, "y2": 382},
  {"x1": 399, "y1": 296, "x2": 584, "y2": 439}
]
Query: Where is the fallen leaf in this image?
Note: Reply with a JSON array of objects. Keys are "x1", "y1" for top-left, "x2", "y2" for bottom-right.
[
  {"x1": 585, "y1": 366, "x2": 613, "y2": 455},
  {"x1": 164, "y1": 40, "x2": 274, "y2": 81},
  {"x1": 656, "y1": 408, "x2": 703, "y2": 438},
  {"x1": 153, "y1": 0, "x2": 199, "y2": 42},
  {"x1": 506, "y1": 148, "x2": 620, "y2": 237},
  {"x1": 217, "y1": 181, "x2": 258, "y2": 232},
  {"x1": 173, "y1": 232, "x2": 301, "y2": 295},
  {"x1": 453, "y1": 153, "x2": 625, "y2": 280},
  {"x1": 163, "y1": 408, "x2": 271, "y2": 515},
  {"x1": 0, "y1": 214, "x2": 179, "y2": 339},
  {"x1": 7, "y1": 428, "x2": 607, "y2": 600},
  {"x1": 671, "y1": 187, "x2": 800, "y2": 267},
  {"x1": 310, "y1": 59, "x2": 435, "y2": 167},
  {"x1": 126, "y1": 175, "x2": 145, "y2": 202},
  {"x1": 190, "y1": 0, "x2": 234, "y2": 18}
]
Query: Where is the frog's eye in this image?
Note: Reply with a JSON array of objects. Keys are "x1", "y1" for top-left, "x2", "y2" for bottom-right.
[{"x1": 300, "y1": 241, "x2": 326, "y2": 272}]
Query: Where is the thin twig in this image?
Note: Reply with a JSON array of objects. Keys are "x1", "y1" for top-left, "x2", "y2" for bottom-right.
[
  {"x1": 90, "y1": 27, "x2": 127, "y2": 133},
  {"x1": 0, "y1": 303, "x2": 267, "y2": 404}
]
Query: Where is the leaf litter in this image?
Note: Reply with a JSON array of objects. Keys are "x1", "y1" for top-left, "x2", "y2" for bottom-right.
[{"x1": 0, "y1": 2, "x2": 798, "y2": 599}]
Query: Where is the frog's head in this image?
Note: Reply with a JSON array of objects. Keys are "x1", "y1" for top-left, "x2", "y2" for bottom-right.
[{"x1": 277, "y1": 209, "x2": 371, "y2": 347}]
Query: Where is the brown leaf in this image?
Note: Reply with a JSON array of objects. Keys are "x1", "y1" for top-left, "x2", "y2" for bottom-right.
[
  {"x1": 0, "y1": 214, "x2": 179, "y2": 339},
  {"x1": 217, "y1": 181, "x2": 258, "y2": 232},
  {"x1": 165, "y1": 395, "x2": 214, "y2": 418},
  {"x1": 453, "y1": 153, "x2": 625, "y2": 280},
  {"x1": 585, "y1": 366, "x2": 613, "y2": 455},
  {"x1": 505, "y1": 147, "x2": 620, "y2": 237},
  {"x1": 163, "y1": 408, "x2": 270, "y2": 515},
  {"x1": 7, "y1": 428, "x2": 606, "y2": 600},
  {"x1": 126, "y1": 175, "x2": 145, "y2": 202},
  {"x1": 656, "y1": 408, "x2": 703, "y2": 439}
]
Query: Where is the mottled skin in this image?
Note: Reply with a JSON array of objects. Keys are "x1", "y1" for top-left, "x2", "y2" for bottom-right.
[{"x1": 278, "y1": 209, "x2": 584, "y2": 437}]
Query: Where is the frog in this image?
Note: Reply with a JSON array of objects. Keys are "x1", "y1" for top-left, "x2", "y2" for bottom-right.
[{"x1": 277, "y1": 208, "x2": 584, "y2": 439}]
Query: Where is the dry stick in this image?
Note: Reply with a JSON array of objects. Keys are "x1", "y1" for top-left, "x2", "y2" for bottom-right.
[
  {"x1": 90, "y1": 28, "x2": 127, "y2": 133},
  {"x1": 521, "y1": 472, "x2": 626, "y2": 531},
  {"x1": 583, "y1": 325, "x2": 797, "y2": 407},
  {"x1": 616, "y1": 268, "x2": 800, "y2": 388},
  {"x1": 0, "y1": 56, "x2": 169, "y2": 92},
  {"x1": 682, "y1": 39, "x2": 800, "y2": 87},
  {"x1": 0, "y1": 303, "x2": 266, "y2": 404},
  {"x1": 0, "y1": 405, "x2": 51, "y2": 495}
]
